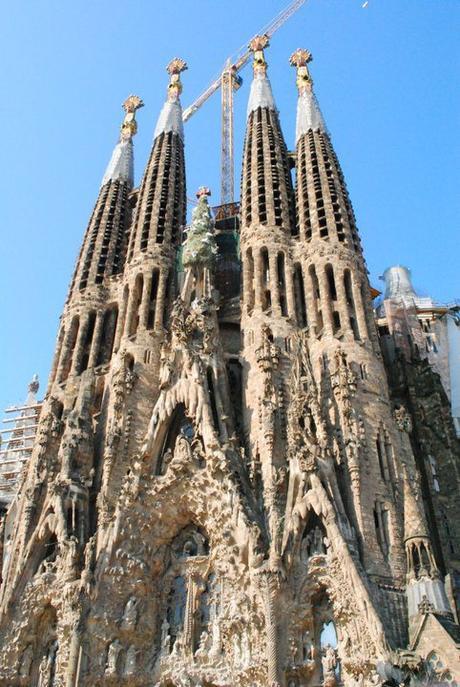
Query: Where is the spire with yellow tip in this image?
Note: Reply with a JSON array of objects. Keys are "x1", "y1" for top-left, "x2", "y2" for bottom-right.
[{"x1": 128, "y1": 59, "x2": 187, "y2": 257}]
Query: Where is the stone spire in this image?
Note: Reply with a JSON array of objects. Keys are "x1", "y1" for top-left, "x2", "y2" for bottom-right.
[
  {"x1": 290, "y1": 48, "x2": 326, "y2": 142},
  {"x1": 240, "y1": 36, "x2": 294, "y2": 231},
  {"x1": 291, "y1": 49, "x2": 376, "y2": 343},
  {"x1": 402, "y1": 466, "x2": 451, "y2": 619},
  {"x1": 127, "y1": 59, "x2": 187, "y2": 256},
  {"x1": 246, "y1": 34, "x2": 276, "y2": 115},
  {"x1": 101, "y1": 95, "x2": 144, "y2": 187},
  {"x1": 67, "y1": 96, "x2": 143, "y2": 299}
]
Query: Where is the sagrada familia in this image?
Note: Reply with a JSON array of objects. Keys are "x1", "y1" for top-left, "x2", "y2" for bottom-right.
[{"x1": 0, "y1": 36, "x2": 459, "y2": 687}]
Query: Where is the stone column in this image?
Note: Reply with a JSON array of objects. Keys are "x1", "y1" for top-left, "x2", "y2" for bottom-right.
[
  {"x1": 140, "y1": 272, "x2": 153, "y2": 330},
  {"x1": 70, "y1": 312, "x2": 91, "y2": 375},
  {"x1": 334, "y1": 268, "x2": 353, "y2": 341},
  {"x1": 269, "y1": 252, "x2": 281, "y2": 318},
  {"x1": 285, "y1": 261, "x2": 296, "y2": 322},
  {"x1": 124, "y1": 286, "x2": 139, "y2": 339},
  {"x1": 154, "y1": 269, "x2": 168, "y2": 330},
  {"x1": 351, "y1": 273, "x2": 368, "y2": 342},
  {"x1": 317, "y1": 268, "x2": 334, "y2": 337},
  {"x1": 254, "y1": 249, "x2": 264, "y2": 312},
  {"x1": 87, "y1": 311, "x2": 105, "y2": 368},
  {"x1": 303, "y1": 262, "x2": 318, "y2": 336},
  {"x1": 113, "y1": 292, "x2": 129, "y2": 352}
]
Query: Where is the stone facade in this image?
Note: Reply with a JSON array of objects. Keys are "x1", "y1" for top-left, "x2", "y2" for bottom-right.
[{"x1": 0, "y1": 42, "x2": 459, "y2": 687}]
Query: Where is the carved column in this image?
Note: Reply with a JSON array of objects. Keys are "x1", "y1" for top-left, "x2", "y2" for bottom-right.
[
  {"x1": 269, "y1": 252, "x2": 281, "y2": 317},
  {"x1": 154, "y1": 269, "x2": 168, "y2": 330},
  {"x1": 285, "y1": 261, "x2": 296, "y2": 322},
  {"x1": 258, "y1": 569, "x2": 282, "y2": 687},
  {"x1": 334, "y1": 268, "x2": 353, "y2": 341},
  {"x1": 351, "y1": 273, "x2": 368, "y2": 342},
  {"x1": 87, "y1": 311, "x2": 105, "y2": 368},
  {"x1": 71, "y1": 312, "x2": 91, "y2": 375},
  {"x1": 317, "y1": 268, "x2": 333, "y2": 337},
  {"x1": 140, "y1": 271, "x2": 153, "y2": 329}
]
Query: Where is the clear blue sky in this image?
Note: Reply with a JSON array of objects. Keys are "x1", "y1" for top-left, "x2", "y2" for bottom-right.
[{"x1": 1, "y1": 0, "x2": 459, "y2": 409}]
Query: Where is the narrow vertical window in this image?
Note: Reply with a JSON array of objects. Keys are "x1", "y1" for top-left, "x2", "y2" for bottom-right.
[
  {"x1": 206, "y1": 368, "x2": 220, "y2": 435},
  {"x1": 260, "y1": 248, "x2": 271, "y2": 312},
  {"x1": 147, "y1": 269, "x2": 159, "y2": 330},
  {"x1": 245, "y1": 248, "x2": 255, "y2": 314},
  {"x1": 277, "y1": 252, "x2": 288, "y2": 316},
  {"x1": 293, "y1": 263, "x2": 307, "y2": 328},
  {"x1": 78, "y1": 311, "x2": 96, "y2": 373},
  {"x1": 97, "y1": 306, "x2": 118, "y2": 366}
]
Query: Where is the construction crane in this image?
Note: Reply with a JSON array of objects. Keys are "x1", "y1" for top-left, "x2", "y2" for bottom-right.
[{"x1": 182, "y1": 0, "x2": 307, "y2": 206}]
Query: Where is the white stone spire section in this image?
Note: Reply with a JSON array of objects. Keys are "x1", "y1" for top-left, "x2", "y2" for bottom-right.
[
  {"x1": 247, "y1": 34, "x2": 276, "y2": 117},
  {"x1": 290, "y1": 49, "x2": 326, "y2": 142},
  {"x1": 154, "y1": 58, "x2": 187, "y2": 141},
  {"x1": 101, "y1": 95, "x2": 144, "y2": 187}
]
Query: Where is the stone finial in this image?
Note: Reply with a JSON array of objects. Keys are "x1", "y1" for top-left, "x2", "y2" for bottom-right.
[
  {"x1": 182, "y1": 187, "x2": 217, "y2": 269},
  {"x1": 196, "y1": 186, "x2": 211, "y2": 199},
  {"x1": 418, "y1": 595, "x2": 435, "y2": 615},
  {"x1": 28, "y1": 374, "x2": 39, "y2": 395},
  {"x1": 249, "y1": 34, "x2": 270, "y2": 76},
  {"x1": 290, "y1": 48, "x2": 313, "y2": 93},
  {"x1": 166, "y1": 58, "x2": 188, "y2": 100},
  {"x1": 120, "y1": 95, "x2": 144, "y2": 141}
]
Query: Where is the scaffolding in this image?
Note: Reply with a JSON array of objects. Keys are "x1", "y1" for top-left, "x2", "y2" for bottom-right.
[{"x1": 0, "y1": 375, "x2": 42, "y2": 511}]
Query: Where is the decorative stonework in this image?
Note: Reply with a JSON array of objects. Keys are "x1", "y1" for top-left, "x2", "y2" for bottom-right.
[{"x1": 0, "y1": 38, "x2": 459, "y2": 687}]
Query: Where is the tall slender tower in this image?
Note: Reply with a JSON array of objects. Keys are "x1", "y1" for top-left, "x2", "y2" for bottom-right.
[{"x1": 0, "y1": 40, "x2": 459, "y2": 687}]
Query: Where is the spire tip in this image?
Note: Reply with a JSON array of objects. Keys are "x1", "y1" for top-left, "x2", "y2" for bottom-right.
[
  {"x1": 249, "y1": 34, "x2": 270, "y2": 76},
  {"x1": 121, "y1": 95, "x2": 143, "y2": 140},
  {"x1": 290, "y1": 48, "x2": 314, "y2": 92},
  {"x1": 166, "y1": 58, "x2": 188, "y2": 100}
]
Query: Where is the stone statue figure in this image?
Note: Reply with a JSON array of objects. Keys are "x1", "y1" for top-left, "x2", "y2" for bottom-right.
[
  {"x1": 233, "y1": 634, "x2": 241, "y2": 665},
  {"x1": 121, "y1": 596, "x2": 138, "y2": 629},
  {"x1": 195, "y1": 630, "x2": 209, "y2": 660},
  {"x1": 37, "y1": 640, "x2": 58, "y2": 687},
  {"x1": 313, "y1": 526, "x2": 325, "y2": 555},
  {"x1": 105, "y1": 639, "x2": 122, "y2": 675},
  {"x1": 322, "y1": 644, "x2": 337, "y2": 684},
  {"x1": 302, "y1": 526, "x2": 326, "y2": 561},
  {"x1": 171, "y1": 633, "x2": 184, "y2": 657},
  {"x1": 19, "y1": 644, "x2": 33, "y2": 678},
  {"x1": 302, "y1": 631, "x2": 314, "y2": 662},
  {"x1": 240, "y1": 629, "x2": 251, "y2": 667},
  {"x1": 160, "y1": 618, "x2": 171, "y2": 656},
  {"x1": 123, "y1": 645, "x2": 137, "y2": 676}
]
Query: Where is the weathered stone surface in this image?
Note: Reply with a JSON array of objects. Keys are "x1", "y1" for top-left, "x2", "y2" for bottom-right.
[{"x1": 0, "y1": 45, "x2": 458, "y2": 687}]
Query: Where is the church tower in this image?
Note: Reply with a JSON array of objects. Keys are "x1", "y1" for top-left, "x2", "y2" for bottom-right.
[{"x1": 0, "y1": 39, "x2": 459, "y2": 687}]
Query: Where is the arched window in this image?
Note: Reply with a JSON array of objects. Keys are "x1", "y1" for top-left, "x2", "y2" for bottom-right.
[
  {"x1": 157, "y1": 404, "x2": 194, "y2": 475},
  {"x1": 300, "y1": 514, "x2": 326, "y2": 562}
]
